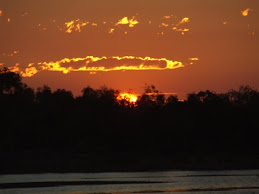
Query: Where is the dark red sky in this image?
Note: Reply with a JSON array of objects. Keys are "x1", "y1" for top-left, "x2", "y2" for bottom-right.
[{"x1": 0, "y1": 0, "x2": 258, "y2": 98}]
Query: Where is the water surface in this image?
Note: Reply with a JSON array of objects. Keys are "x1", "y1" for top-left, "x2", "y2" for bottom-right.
[{"x1": 1, "y1": 170, "x2": 259, "y2": 193}]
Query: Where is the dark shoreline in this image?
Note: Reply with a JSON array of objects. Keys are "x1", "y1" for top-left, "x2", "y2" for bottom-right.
[{"x1": 1, "y1": 151, "x2": 259, "y2": 175}]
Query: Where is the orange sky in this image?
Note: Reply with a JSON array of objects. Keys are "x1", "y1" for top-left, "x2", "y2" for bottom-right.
[{"x1": 0, "y1": 0, "x2": 258, "y2": 99}]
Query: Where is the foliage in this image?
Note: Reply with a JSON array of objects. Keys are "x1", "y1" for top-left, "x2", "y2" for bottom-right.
[{"x1": 1, "y1": 68, "x2": 259, "y2": 164}]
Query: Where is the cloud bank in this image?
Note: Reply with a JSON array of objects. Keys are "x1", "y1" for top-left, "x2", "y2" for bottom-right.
[{"x1": 3, "y1": 55, "x2": 195, "y2": 77}]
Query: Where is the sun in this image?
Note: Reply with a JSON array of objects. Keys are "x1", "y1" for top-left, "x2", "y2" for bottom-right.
[{"x1": 117, "y1": 91, "x2": 138, "y2": 104}]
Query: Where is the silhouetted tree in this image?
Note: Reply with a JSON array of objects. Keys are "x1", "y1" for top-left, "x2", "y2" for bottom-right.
[
  {"x1": 187, "y1": 92, "x2": 200, "y2": 104},
  {"x1": 228, "y1": 85, "x2": 258, "y2": 105},
  {"x1": 0, "y1": 67, "x2": 25, "y2": 96},
  {"x1": 0, "y1": 68, "x2": 34, "y2": 105},
  {"x1": 167, "y1": 95, "x2": 178, "y2": 104},
  {"x1": 36, "y1": 85, "x2": 52, "y2": 105},
  {"x1": 79, "y1": 86, "x2": 99, "y2": 105},
  {"x1": 138, "y1": 84, "x2": 165, "y2": 108},
  {"x1": 53, "y1": 89, "x2": 74, "y2": 104}
]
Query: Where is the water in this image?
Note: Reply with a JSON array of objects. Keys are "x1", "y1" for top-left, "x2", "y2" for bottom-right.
[{"x1": 0, "y1": 170, "x2": 259, "y2": 193}]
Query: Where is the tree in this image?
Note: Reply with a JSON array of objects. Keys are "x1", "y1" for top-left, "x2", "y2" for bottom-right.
[
  {"x1": 187, "y1": 90, "x2": 221, "y2": 105},
  {"x1": 0, "y1": 67, "x2": 34, "y2": 104},
  {"x1": 228, "y1": 85, "x2": 258, "y2": 105},
  {"x1": 52, "y1": 89, "x2": 74, "y2": 107},
  {"x1": 138, "y1": 84, "x2": 165, "y2": 108},
  {"x1": 0, "y1": 67, "x2": 23, "y2": 95},
  {"x1": 36, "y1": 85, "x2": 52, "y2": 105},
  {"x1": 167, "y1": 95, "x2": 178, "y2": 104}
]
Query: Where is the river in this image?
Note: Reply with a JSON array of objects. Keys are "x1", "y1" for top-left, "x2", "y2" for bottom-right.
[{"x1": 1, "y1": 170, "x2": 259, "y2": 193}]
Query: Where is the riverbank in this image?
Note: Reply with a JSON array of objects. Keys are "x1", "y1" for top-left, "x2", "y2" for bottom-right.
[{"x1": 1, "y1": 151, "x2": 259, "y2": 174}]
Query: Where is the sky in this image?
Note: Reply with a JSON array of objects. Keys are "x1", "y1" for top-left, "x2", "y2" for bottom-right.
[{"x1": 0, "y1": 0, "x2": 258, "y2": 99}]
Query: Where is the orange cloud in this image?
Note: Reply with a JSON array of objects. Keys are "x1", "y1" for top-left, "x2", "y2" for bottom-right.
[
  {"x1": 188, "y1": 57, "x2": 199, "y2": 61},
  {"x1": 176, "y1": 17, "x2": 190, "y2": 26},
  {"x1": 163, "y1": 15, "x2": 171, "y2": 19},
  {"x1": 7, "y1": 55, "x2": 190, "y2": 77},
  {"x1": 241, "y1": 8, "x2": 252, "y2": 16},
  {"x1": 115, "y1": 16, "x2": 139, "y2": 27},
  {"x1": 170, "y1": 17, "x2": 191, "y2": 35},
  {"x1": 2, "y1": 50, "x2": 20, "y2": 57},
  {"x1": 161, "y1": 23, "x2": 169, "y2": 27},
  {"x1": 108, "y1": 28, "x2": 115, "y2": 34},
  {"x1": 172, "y1": 27, "x2": 190, "y2": 35},
  {"x1": 0, "y1": 10, "x2": 3, "y2": 16},
  {"x1": 65, "y1": 19, "x2": 89, "y2": 33},
  {"x1": 188, "y1": 57, "x2": 199, "y2": 65},
  {"x1": 21, "y1": 12, "x2": 29, "y2": 17}
]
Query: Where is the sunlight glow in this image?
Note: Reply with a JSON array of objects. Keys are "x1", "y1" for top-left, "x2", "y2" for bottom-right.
[
  {"x1": 241, "y1": 8, "x2": 252, "y2": 16},
  {"x1": 117, "y1": 92, "x2": 138, "y2": 104}
]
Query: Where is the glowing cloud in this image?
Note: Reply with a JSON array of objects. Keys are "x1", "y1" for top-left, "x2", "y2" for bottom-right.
[
  {"x1": 108, "y1": 28, "x2": 115, "y2": 34},
  {"x1": 161, "y1": 23, "x2": 169, "y2": 27},
  {"x1": 170, "y1": 17, "x2": 191, "y2": 35},
  {"x1": 163, "y1": 15, "x2": 171, "y2": 19},
  {"x1": 188, "y1": 57, "x2": 199, "y2": 61},
  {"x1": 6, "y1": 55, "x2": 190, "y2": 77},
  {"x1": 2, "y1": 50, "x2": 20, "y2": 57},
  {"x1": 21, "y1": 12, "x2": 29, "y2": 17},
  {"x1": 172, "y1": 27, "x2": 190, "y2": 35},
  {"x1": 241, "y1": 8, "x2": 252, "y2": 16},
  {"x1": 65, "y1": 19, "x2": 89, "y2": 33},
  {"x1": 115, "y1": 16, "x2": 139, "y2": 27},
  {"x1": 0, "y1": 10, "x2": 3, "y2": 16},
  {"x1": 188, "y1": 57, "x2": 199, "y2": 65},
  {"x1": 176, "y1": 17, "x2": 190, "y2": 26}
]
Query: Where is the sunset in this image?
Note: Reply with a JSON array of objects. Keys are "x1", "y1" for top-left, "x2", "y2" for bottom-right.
[
  {"x1": 1, "y1": 1, "x2": 259, "y2": 193},
  {"x1": 1, "y1": 0, "x2": 258, "y2": 98}
]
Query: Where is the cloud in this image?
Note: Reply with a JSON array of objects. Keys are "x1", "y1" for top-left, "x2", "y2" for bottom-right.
[
  {"x1": 163, "y1": 15, "x2": 171, "y2": 19},
  {"x1": 172, "y1": 17, "x2": 191, "y2": 35},
  {"x1": 188, "y1": 57, "x2": 199, "y2": 61},
  {"x1": 6, "y1": 55, "x2": 188, "y2": 77},
  {"x1": 1, "y1": 50, "x2": 20, "y2": 57},
  {"x1": 21, "y1": 12, "x2": 29, "y2": 17},
  {"x1": 64, "y1": 19, "x2": 89, "y2": 33},
  {"x1": 176, "y1": 17, "x2": 190, "y2": 26},
  {"x1": 0, "y1": 10, "x2": 3, "y2": 16},
  {"x1": 241, "y1": 8, "x2": 252, "y2": 16},
  {"x1": 60, "y1": 15, "x2": 191, "y2": 36},
  {"x1": 158, "y1": 16, "x2": 191, "y2": 35},
  {"x1": 108, "y1": 28, "x2": 115, "y2": 34},
  {"x1": 115, "y1": 16, "x2": 139, "y2": 27}
]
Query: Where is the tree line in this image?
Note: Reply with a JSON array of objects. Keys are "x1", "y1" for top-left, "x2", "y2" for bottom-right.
[{"x1": 1, "y1": 67, "x2": 259, "y2": 163}]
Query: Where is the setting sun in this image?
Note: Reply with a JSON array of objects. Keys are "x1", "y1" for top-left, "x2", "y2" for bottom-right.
[{"x1": 117, "y1": 92, "x2": 138, "y2": 104}]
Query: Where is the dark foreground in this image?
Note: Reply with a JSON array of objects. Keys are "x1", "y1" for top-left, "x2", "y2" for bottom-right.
[
  {"x1": 1, "y1": 70, "x2": 259, "y2": 174},
  {"x1": 1, "y1": 151, "x2": 259, "y2": 174}
]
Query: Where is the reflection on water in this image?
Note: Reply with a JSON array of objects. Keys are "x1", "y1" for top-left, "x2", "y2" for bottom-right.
[{"x1": 0, "y1": 170, "x2": 259, "y2": 193}]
